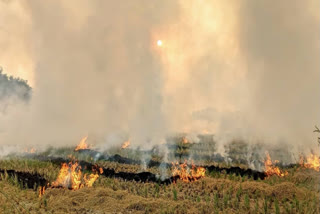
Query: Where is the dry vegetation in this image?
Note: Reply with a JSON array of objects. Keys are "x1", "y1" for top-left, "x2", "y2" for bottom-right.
[{"x1": 0, "y1": 157, "x2": 319, "y2": 214}]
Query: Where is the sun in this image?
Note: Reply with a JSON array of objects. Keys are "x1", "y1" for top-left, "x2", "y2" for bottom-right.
[{"x1": 157, "y1": 40, "x2": 163, "y2": 46}]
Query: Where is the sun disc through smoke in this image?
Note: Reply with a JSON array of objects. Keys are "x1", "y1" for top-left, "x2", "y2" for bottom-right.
[{"x1": 157, "y1": 40, "x2": 162, "y2": 46}]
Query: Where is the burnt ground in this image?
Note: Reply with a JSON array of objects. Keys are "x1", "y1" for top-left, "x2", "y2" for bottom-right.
[
  {"x1": 0, "y1": 169, "x2": 47, "y2": 190},
  {"x1": 30, "y1": 152, "x2": 267, "y2": 181}
]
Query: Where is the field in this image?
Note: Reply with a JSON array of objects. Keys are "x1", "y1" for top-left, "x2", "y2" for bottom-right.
[
  {"x1": 0, "y1": 138, "x2": 319, "y2": 214},
  {"x1": 1, "y1": 1, "x2": 319, "y2": 213}
]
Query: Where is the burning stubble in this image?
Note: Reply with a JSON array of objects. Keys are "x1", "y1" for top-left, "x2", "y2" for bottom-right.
[{"x1": 0, "y1": 2, "x2": 319, "y2": 213}]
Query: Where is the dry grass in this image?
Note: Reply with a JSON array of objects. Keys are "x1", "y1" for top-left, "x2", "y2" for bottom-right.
[{"x1": 0, "y1": 158, "x2": 319, "y2": 213}]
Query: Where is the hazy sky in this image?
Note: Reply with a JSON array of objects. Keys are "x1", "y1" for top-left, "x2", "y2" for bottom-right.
[{"x1": 0, "y1": 0, "x2": 319, "y2": 152}]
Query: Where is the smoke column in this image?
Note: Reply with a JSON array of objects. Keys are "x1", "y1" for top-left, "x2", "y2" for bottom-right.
[{"x1": 0, "y1": 0, "x2": 319, "y2": 153}]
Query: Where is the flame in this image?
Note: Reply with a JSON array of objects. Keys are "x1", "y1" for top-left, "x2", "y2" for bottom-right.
[
  {"x1": 51, "y1": 162, "x2": 102, "y2": 190},
  {"x1": 70, "y1": 163, "x2": 82, "y2": 189},
  {"x1": 171, "y1": 160, "x2": 206, "y2": 182},
  {"x1": 39, "y1": 186, "x2": 45, "y2": 197},
  {"x1": 24, "y1": 148, "x2": 36, "y2": 153},
  {"x1": 202, "y1": 129, "x2": 209, "y2": 134},
  {"x1": 74, "y1": 136, "x2": 89, "y2": 151},
  {"x1": 299, "y1": 154, "x2": 304, "y2": 166},
  {"x1": 182, "y1": 137, "x2": 188, "y2": 144},
  {"x1": 84, "y1": 174, "x2": 99, "y2": 187},
  {"x1": 51, "y1": 162, "x2": 78, "y2": 189},
  {"x1": 300, "y1": 154, "x2": 319, "y2": 171},
  {"x1": 264, "y1": 152, "x2": 288, "y2": 177},
  {"x1": 99, "y1": 167, "x2": 104, "y2": 174},
  {"x1": 121, "y1": 140, "x2": 130, "y2": 149}
]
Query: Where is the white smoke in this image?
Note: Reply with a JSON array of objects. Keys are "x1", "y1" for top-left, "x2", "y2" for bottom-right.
[{"x1": 0, "y1": 0, "x2": 319, "y2": 155}]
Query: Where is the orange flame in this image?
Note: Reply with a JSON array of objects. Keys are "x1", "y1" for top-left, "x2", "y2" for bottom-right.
[
  {"x1": 24, "y1": 148, "x2": 36, "y2": 153},
  {"x1": 182, "y1": 137, "x2": 188, "y2": 144},
  {"x1": 202, "y1": 129, "x2": 209, "y2": 134},
  {"x1": 171, "y1": 160, "x2": 206, "y2": 182},
  {"x1": 299, "y1": 154, "x2": 304, "y2": 166},
  {"x1": 84, "y1": 174, "x2": 99, "y2": 187},
  {"x1": 39, "y1": 186, "x2": 45, "y2": 197},
  {"x1": 51, "y1": 162, "x2": 102, "y2": 190},
  {"x1": 300, "y1": 154, "x2": 319, "y2": 171},
  {"x1": 99, "y1": 167, "x2": 104, "y2": 174},
  {"x1": 121, "y1": 140, "x2": 130, "y2": 149},
  {"x1": 264, "y1": 152, "x2": 288, "y2": 177},
  {"x1": 75, "y1": 136, "x2": 89, "y2": 151}
]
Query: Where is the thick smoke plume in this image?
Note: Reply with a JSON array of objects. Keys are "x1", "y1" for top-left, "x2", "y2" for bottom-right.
[{"x1": 0, "y1": 0, "x2": 319, "y2": 154}]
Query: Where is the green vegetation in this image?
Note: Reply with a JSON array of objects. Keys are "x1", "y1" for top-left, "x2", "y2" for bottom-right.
[{"x1": 0, "y1": 67, "x2": 31, "y2": 101}]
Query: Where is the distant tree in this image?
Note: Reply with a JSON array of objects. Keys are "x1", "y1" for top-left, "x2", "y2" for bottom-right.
[{"x1": 0, "y1": 66, "x2": 32, "y2": 102}]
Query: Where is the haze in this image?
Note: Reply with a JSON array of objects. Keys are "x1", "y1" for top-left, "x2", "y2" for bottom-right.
[{"x1": 0, "y1": 0, "x2": 319, "y2": 154}]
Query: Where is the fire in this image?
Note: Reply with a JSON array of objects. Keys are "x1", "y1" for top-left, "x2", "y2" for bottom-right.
[
  {"x1": 74, "y1": 136, "x2": 89, "y2": 151},
  {"x1": 51, "y1": 162, "x2": 102, "y2": 190},
  {"x1": 84, "y1": 174, "x2": 99, "y2": 187},
  {"x1": 39, "y1": 186, "x2": 45, "y2": 197},
  {"x1": 84, "y1": 166, "x2": 103, "y2": 187},
  {"x1": 299, "y1": 154, "x2": 319, "y2": 171},
  {"x1": 121, "y1": 140, "x2": 130, "y2": 149},
  {"x1": 264, "y1": 152, "x2": 288, "y2": 177},
  {"x1": 182, "y1": 137, "x2": 188, "y2": 144},
  {"x1": 171, "y1": 160, "x2": 206, "y2": 182},
  {"x1": 202, "y1": 129, "x2": 209, "y2": 134},
  {"x1": 299, "y1": 154, "x2": 304, "y2": 166},
  {"x1": 99, "y1": 167, "x2": 104, "y2": 174},
  {"x1": 24, "y1": 148, "x2": 36, "y2": 153}
]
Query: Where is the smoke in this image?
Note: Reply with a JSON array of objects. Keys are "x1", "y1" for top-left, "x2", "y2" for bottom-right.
[
  {"x1": 0, "y1": 0, "x2": 34, "y2": 84},
  {"x1": 239, "y1": 1, "x2": 320, "y2": 147},
  {"x1": 0, "y1": 0, "x2": 319, "y2": 153},
  {"x1": 155, "y1": 0, "x2": 320, "y2": 151}
]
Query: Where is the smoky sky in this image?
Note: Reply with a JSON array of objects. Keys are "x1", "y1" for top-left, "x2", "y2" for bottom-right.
[
  {"x1": 238, "y1": 1, "x2": 320, "y2": 144},
  {"x1": 0, "y1": 0, "x2": 319, "y2": 152}
]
